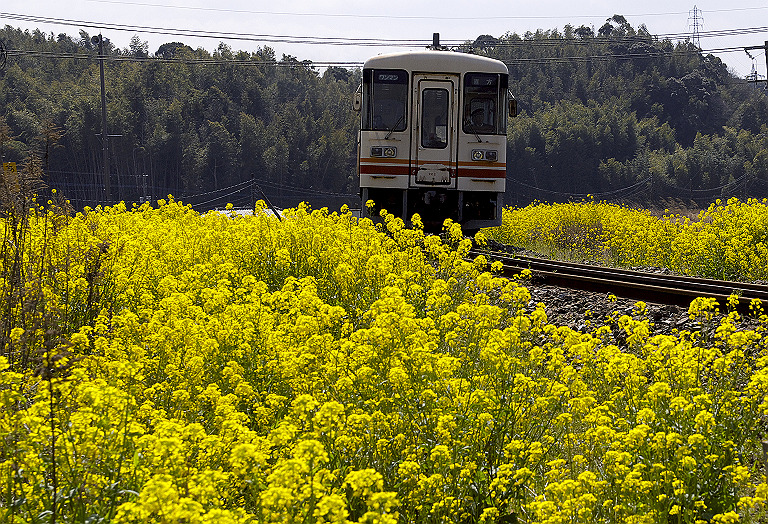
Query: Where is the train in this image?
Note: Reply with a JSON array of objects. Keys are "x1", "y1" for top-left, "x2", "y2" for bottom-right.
[{"x1": 355, "y1": 34, "x2": 516, "y2": 233}]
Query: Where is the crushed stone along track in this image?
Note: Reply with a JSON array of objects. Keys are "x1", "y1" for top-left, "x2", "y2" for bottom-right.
[{"x1": 471, "y1": 248, "x2": 768, "y2": 318}]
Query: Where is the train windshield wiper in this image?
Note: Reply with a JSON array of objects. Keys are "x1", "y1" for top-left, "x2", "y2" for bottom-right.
[
  {"x1": 467, "y1": 122, "x2": 482, "y2": 143},
  {"x1": 384, "y1": 114, "x2": 405, "y2": 139}
]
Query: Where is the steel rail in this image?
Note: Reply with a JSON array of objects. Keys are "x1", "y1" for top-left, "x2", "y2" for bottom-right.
[{"x1": 471, "y1": 250, "x2": 768, "y2": 315}]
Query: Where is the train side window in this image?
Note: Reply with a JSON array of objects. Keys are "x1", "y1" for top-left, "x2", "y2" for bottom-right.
[
  {"x1": 362, "y1": 68, "x2": 408, "y2": 132},
  {"x1": 421, "y1": 88, "x2": 449, "y2": 149}
]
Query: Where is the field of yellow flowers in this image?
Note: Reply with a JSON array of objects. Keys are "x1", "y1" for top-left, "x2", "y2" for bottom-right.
[
  {"x1": 488, "y1": 198, "x2": 768, "y2": 282},
  {"x1": 2, "y1": 197, "x2": 768, "y2": 524}
]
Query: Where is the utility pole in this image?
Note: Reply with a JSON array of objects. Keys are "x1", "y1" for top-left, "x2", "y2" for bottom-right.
[
  {"x1": 92, "y1": 34, "x2": 110, "y2": 203},
  {"x1": 0, "y1": 38, "x2": 7, "y2": 72},
  {"x1": 745, "y1": 42, "x2": 768, "y2": 88}
]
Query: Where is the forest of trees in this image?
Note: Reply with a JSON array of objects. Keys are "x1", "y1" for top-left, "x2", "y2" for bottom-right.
[
  {"x1": 1, "y1": 17, "x2": 768, "y2": 210},
  {"x1": 483, "y1": 16, "x2": 768, "y2": 206},
  {"x1": 0, "y1": 28, "x2": 360, "y2": 209}
]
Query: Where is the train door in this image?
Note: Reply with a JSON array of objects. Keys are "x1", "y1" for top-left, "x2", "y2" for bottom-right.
[{"x1": 411, "y1": 75, "x2": 458, "y2": 190}]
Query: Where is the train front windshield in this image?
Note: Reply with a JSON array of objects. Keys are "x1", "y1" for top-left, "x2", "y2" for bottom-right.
[
  {"x1": 463, "y1": 73, "x2": 508, "y2": 135},
  {"x1": 362, "y1": 69, "x2": 408, "y2": 132}
]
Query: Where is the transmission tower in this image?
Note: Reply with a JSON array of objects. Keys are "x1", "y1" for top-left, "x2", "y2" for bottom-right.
[{"x1": 688, "y1": 5, "x2": 703, "y2": 49}]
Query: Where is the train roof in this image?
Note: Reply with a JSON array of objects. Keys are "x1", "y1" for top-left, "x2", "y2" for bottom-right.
[{"x1": 363, "y1": 50, "x2": 508, "y2": 75}]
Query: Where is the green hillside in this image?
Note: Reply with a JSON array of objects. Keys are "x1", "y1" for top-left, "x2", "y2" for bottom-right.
[{"x1": 0, "y1": 18, "x2": 767, "y2": 209}]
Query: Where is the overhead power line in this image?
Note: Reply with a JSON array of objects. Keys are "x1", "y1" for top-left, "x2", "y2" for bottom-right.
[
  {"x1": 81, "y1": 0, "x2": 768, "y2": 21},
  {"x1": 0, "y1": 12, "x2": 432, "y2": 46},
  {"x1": 0, "y1": 9, "x2": 763, "y2": 74},
  {"x1": 4, "y1": 48, "x2": 362, "y2": 67},
  {"x1": 0, "y1": 47, "x2": 750, "y2": 76},
  {"x1": 2, "y1": 42, "x2": 750, "y2": 71},
  {"x1": 3, "y1": 10, "x2": 768, "y2": 50}
]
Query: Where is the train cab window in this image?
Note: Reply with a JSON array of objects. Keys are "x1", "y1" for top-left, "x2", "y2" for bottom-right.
[
  {"x1": 362, "y1": 69, "x2": 408, "y2": 132},
  {"x1": 463, "y1": 73, "x2": 508, "y2": 135},
  {"x1": 421, "y1": 88, "x2": 449, "y2": 149}
]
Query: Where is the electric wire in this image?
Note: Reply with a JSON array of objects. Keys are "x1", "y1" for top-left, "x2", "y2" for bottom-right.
[
  {"x1": 75, "y1": 1, "x2": 768, "y2": 22},
  {"x1": 2, "y1": 9, "x2": 766, "y2": 72},
  {"x1": 46, "y1": 175, "x2": 357, "y2": 208},
  {"x1": 178, "y1": 178, "x2": 252, "y2": 199},
  {"x1": 508, "y1": 174, "x2": 760, "y2": 202},
  {"x1": 1, "y1": 43, "x2": 752, "y2": 70},
  {"x1": 0, "y1": 12, "x2": 430, "y2": 46},
  {"x1": 3, "y1": 10, "x2": 768, "y2": 50},
  {"x1": 254, "y1": 179, "x2": 357, "y2": 198},
  {"x1": 663, "y1": 174, "x2": 750, "y2": 195},
  {"x1": 508, "y1": 176, "x2": 653, "y2": 200}
]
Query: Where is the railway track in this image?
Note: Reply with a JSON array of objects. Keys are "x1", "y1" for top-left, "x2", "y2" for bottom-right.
[{"x1": 472, "y1": 250, "x2": 768, "y2": 316}]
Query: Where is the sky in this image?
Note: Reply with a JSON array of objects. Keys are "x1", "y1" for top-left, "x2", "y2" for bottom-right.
[{"x1": 1, "y1": 0, "x2": 768, "y2": 79}]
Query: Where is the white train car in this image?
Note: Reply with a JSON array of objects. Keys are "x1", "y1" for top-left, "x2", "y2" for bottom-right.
[{"x1": 355, "y1": 38, "x2": 515, "y2": 232}]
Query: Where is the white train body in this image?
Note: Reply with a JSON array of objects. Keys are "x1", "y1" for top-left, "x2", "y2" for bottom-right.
[{"x1": 357, "y1": 48, "x2": 511, "y2": 231}]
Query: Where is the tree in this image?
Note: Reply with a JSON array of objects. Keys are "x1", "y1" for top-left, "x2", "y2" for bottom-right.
[
  {"x1": 574, "y1": 25, "x2": 594, "y2": 39},
  {"x1": 155, "y1": 42, "x2": 193, "y2": 59},
  {"x1": 128, "y1": 35, "x2": 148, "y2": 58}
]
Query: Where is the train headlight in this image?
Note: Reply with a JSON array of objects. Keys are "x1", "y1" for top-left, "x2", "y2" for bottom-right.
[
  {"x1": 471, "y1": 149, "x2": 498, "y2": 162},
  {"x1": 371, "y1": 146, "x2": 397, "y2": 157}
]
